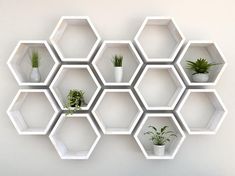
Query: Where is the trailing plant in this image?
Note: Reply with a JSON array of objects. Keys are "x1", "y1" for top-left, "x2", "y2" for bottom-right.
[
  {"x1": 186, "y1": 58, "x2": 217, "y2": 75},
  {"x1": 64, "y1": 89, "x2": 86, "y2": 115},
  {"x1": 144, "y1": 125, "x2": 177, "y2": 145},
  {"x1": 31, "y1": 51, "x2": 39, "y2": 68},
  {"x1": 112, "y1": 55, "x2": 123, "y2": 67}
]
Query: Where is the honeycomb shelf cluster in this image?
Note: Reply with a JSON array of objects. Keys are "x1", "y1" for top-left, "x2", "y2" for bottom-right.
[{"x1": 7, "y1": 16, "x2": 227, "y2": 160}]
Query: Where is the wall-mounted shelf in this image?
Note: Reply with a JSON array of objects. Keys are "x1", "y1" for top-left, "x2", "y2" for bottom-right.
[
  {"x1": 92, "y1": 89, "x2": 143, "y2": 134},
  {"x1": 92, "y1": 40, "x2": 143, "y2": 86},
  {"x1": 134, "y1": 16, "x2": 185, "y2": 62},
  {"x1": 50, "y1": 16, "x2": 101, "y2": 62},
  {"x1": 176, "y1": 89, "x2": 227, "y2": 135},
  {"x1": 50, "y1": 65, "x2": 101, "y2": 110},
  {"x1": 135, "y1": 65, "x2": 185, "y2": 110},
  {"x1": 49, "y1": 113, "x2": 101, "y2": 159},
  {"x1": 176, "y1": 40, "x2": 227, "y2": 86},
  {"x1": 7, "y1": 40, "x2": 59, "y2": 86},
  {"x1": 7, "y1": 89, "x2": 60, "y2": 135},
  {"x1": 134, "y1": 113, "x2": 185, "y2": 159}
]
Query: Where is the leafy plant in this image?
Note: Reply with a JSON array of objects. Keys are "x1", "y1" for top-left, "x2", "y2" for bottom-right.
[
  {"x1": 186, "y1": 58, "x2": 217, "y2": 75},
  {"x1": 31, "y1": 51, "x2": 39, "y2": 68},
  {"x1": 112, "y1": 55, "x2": 123, "y2": 67},
  {"x1": 144, "y1": 125, "x2": 177, "y2": 145},
  {"x1": 64, "y1": 89, "x2": 86, "y2": 115}
]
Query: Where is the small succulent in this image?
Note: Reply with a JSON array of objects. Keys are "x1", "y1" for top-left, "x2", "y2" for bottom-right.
[
  {"x1": 186, "y1": 58, "x2": 217, "y2": 75},
  {"x1": 31, "y1": 51, "x2": 39, "y2": 68},
  {"x1": 112, "y1": 55, "x2": 123, "y2": 67}
]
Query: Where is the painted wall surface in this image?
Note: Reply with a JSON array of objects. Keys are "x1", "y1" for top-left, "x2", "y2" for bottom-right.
[{"x1": 0, "y1": 0, "x2": 234, "y2": 175}]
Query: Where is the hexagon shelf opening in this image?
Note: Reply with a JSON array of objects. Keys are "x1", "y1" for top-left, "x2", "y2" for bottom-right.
[
  {"x1": 49, "y1": 114, "x2": 101, "y2": 159},
  {"x1": 92, "y1": 89, "x2": 143, "y2": 135},
  {"x1": 92, "y1": 41, "x2": 143, "y2": 86},
  {"x1": 134, "y1": 113, "x2": 185, "y2": 159},
  {"x1": 135, "y1": 65, "x2": 185, "y2": 110},
  {"x1": 176, "y1": 89, "x2": 227, "y2": 135},
  {"x1": 50, "y1": 65, "x2": 101, "y2": 110},
  {"x1": 134, "y1": 16, "x2": 185, "y2": 62},
  {"x1": 7, "y1": 89, "x2": 60, "y2": 135},
  {"x1": 176, "y1": 41, "x2": 227, "y2": 86},
  {"x1": 7, "y1": 40, "x2": 59, "y2": 86},
  {"x1": 50, "y1": 16, "x2": 101, "y2": 62}
]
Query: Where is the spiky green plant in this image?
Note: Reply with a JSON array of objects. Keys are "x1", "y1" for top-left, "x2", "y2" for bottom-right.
[
  {"x1": 64, "y1": 89, "x2": 86, "y2": 115},
  {"x1": 144, "y1": 125, "x2": 177, "y2": 145},
  {"x1": 186, "y1": 58, "x2": 217, "y2": 75},
  {"x1": 31, "y1": 51, "x2": 39, "y2": 68},
  {"x1": 112, "y1": 55, "x2": 123, "y2": 67}
]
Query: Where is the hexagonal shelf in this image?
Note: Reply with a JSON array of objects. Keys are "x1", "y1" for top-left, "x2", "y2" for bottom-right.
[
  {"x1": 50, "y1": 65, "x2": 101, "y2": 110},
  {"x1": 135, "y1": 65, "x2": 185, "y2": 110},
  {"x1": 49, "y1": 113, "x2": 101, "y2": 159},
  {"x1": 7, "y1": 89, "x2": 60, "y2": 135},
  {"x1": 176, "y1": 40, "x2": 227, "y2": 86},
  {"x1": 134, "y1": 16, "x2": 185, "y2": 62},
  {"x1": 92, "y1": 89, "x2": 143, "y2": 134},
  {"x1": 175, "y1": 89, "x2": 227, "y2": 135},
  {"x1": 134, "y1": 113, "x2": 185, "y2": 159},
  {"x1": 7, "y1": 40, "x2": 59, "y2": 86},
  {"x1": 50, "y1": 16, "x2": 101, "y2": 62},
  {"x1": 92, "y1": 40, "x2": 143, "y2": 85}
]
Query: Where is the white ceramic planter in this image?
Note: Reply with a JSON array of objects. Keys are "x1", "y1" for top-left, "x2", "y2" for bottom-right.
[
  {"x1": 114, "y1": 67, "x2": 123, "y2": 83},
  {"x1": 30, "y1": 68, "x2": 41, "y2": 82},
  {"x1": 153, "y1": 145, "x2": 165, "y2": 156},
  {"x1": 192, "y1": 73, "x2": 209, "y2": 82}
]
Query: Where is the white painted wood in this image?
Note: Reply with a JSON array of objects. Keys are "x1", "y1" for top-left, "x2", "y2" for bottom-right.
[
  {"x1": 176, "y1": 40, "x2": 227, "y2": 86},
  {"x1": 92, "y1": 89, "x2": 143, "y2": 134},
  {"x1": 134, "y1": 113, "x2": 185, "y2": 159},
  {"x1": 134, "y1": 65, "x2": 185, "y2": 110},
  {"x1": 49, "y1": 113, "x2": 101, "y2": 159},
  {"x1": 7, "y1": 40, "x2": 60, "y2": 86},
  {"x1": 92, "y1": 40, "x2": 143, "y2": 85},
  {"x1": 175, "y1": 89, "x2": 227, "y2": 135},
  {"x1": 50, "y1": 16, "x2": 101, "y2": 62},
  {"x1": 50, "y1": 65, "x2": 101, "y2": 110},
  {"x1": 7, "y1": 89, "x2": 60, "y2": 135},
  {"x1": 134, "y1": 16, "x2": 185, "y2": 62}
]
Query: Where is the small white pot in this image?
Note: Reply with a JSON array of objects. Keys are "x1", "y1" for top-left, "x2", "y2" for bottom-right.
[
  {"x1": 30, "y1": 68, "x2": 41, "y2": 82},
  {"x1": 114, "y1": 67, "x2": 123, "y2": 83},
  {"x1": 153, "y1": 145, "x2": 165, "y2": 156},
  {"x1": 192, "y1": 73, "x2": 209, "y2": 82}
]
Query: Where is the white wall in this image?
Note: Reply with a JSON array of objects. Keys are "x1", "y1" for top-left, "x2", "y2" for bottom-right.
[{"x1": 0, "y1": 0, "x2": 234, "y2": 175}]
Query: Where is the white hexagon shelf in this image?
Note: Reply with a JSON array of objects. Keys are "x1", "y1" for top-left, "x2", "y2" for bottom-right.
[
  {"x1": 49, "y1": 113, "x2": 101, "y2": 159},
  {"x1": 176, "y1": 41, "x2": 227, "y2": 86},
  {"x1": 176, "y1": 89, "x2": 227, "y2": 135},
  {"x1": 92, "y1": 40, "x2": 143, "y2": 86},
  {"x1": 50, "y1": 65, "x2": 101, "y2": 110},
  {"x1": 134, "y1": 113, "x2": 185, "y2": 159},
  {"x1": 92, "y1": 89, "x2": 143, "y2": 135},
  {"x1": 7, "y1": 89, "x2": 60, "y2": 135},
  {"x1": 50, "y1": 16, "x2": 101, "y2": 62},
  {"x1": 135, "y1": 65, "x2": 185, "y2": 110},
  {"x1": 134, "y1": 16, "x2": 185, "y2": 62},
  {"x1": 7, "y1": 40, "x2": 60, "y2": 86}
]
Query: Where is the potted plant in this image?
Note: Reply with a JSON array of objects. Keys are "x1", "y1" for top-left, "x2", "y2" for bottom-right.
[
  {"x1": 64, "y1": 89, "x2": 86, "y2": 115},
  {"x1": 112, "y1": 54, "x2": 123, "y2": 83},
  {"x1": 186, "y1": 58, "x2": 217, "y2": 82},
  {"x1": 144, "y1": 125, "x2": 177, "y2": 156},
  {"x1": 29, "y1": 51, "x2": 41, "y2": 82}
]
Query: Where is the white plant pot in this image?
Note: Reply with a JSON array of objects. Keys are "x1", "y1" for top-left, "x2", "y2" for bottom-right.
[
  {"x1": 30, "y1": 68, "x2": 41, "y2": 82},
  {"x1": 153, "y1": 145, "x2": 165, "y2": 156},
  {"x1": 114, "y1": 67, "x2": 123, "y2": 83},
  {"x1": 192, "y1": 73, "x2": 209, "y2": 82}
]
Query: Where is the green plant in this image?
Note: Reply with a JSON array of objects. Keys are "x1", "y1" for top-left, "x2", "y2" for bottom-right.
[
  {"x1": 186, "y1": 58, "x2": 217, "y2": 75},
  {"x1": 112, "y1": 55, "x2": 123, "y2": 67},
  {"x1": 64, "y1": 89, "x2": 86, "y2": 115},
  {"x1": 31, "y1": 51, "x2": 39, "y2": 68},
  {"x1": 144, "y1": 125, "x2": 177, "y2": 145}
]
